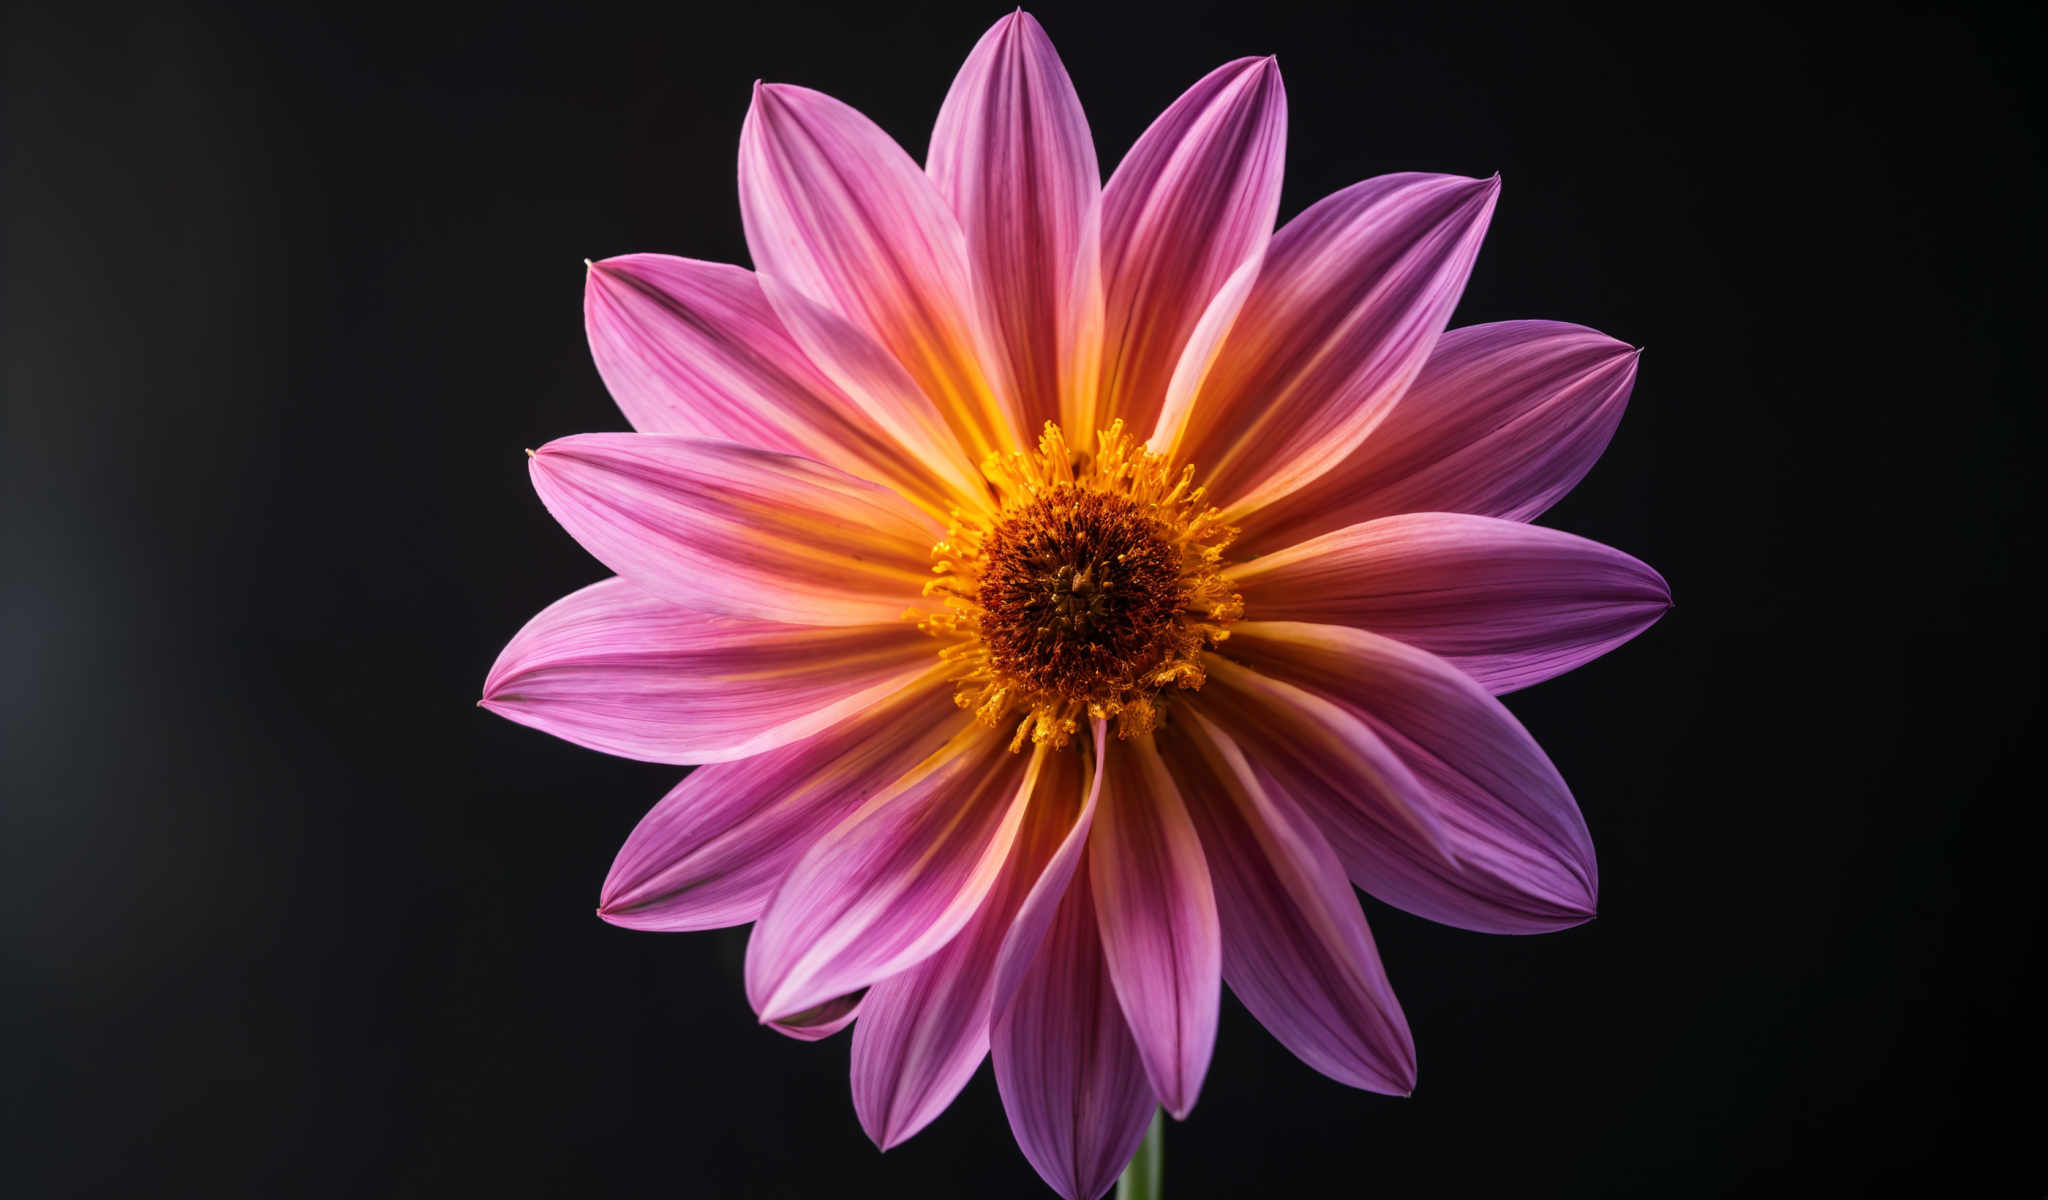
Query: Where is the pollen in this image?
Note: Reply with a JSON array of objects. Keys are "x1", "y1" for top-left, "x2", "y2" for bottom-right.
[{"x1": 920, "y1": 421, "x2": 1243, "y2": 750}]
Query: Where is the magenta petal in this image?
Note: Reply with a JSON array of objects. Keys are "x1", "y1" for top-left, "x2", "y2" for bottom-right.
[
  {"x1": 527, "y1": 433, "x2": 939, "y2": 625},
  {"x1": 598, "y1": 682, "x2": 964, "y2": 932},
  {"x1": 1195, "y1": 656, "x2": 1456, "y2": 872},
  {"x1": 850, "y1": 748, "x2": 1090, "y2": 1149},
  {"x1": 1239, "y1": 320, "x2": 1640, "y2": 555},
  {"x1": 744, "y1": 729, "x2": 1045, "y2": 1023},
  {"x1": 740, "y1": 81, "x2": 1022, "y2": 462},
  {"x1": 930, "y1": 11, "x2": 1099, "y2": 430},
  {"x1": 767, "y1": 990, "x2": 865, "y2": 1041},
  {"x1": 1165, "y1": 711, "x2": 1417, "y2": 1094},
  {"x1": 993, "y1": 847, "x2": 1156, "y2": 1200},
  {"x1": 1170, "y1": 174, "x2": 1500, "y2": 515},
  {"x1": 1229, "y1": 622, "x2": 1599, "y2": 934},
  {"x1": 1096, "y1": 56, "x2": 1286, "y2": 438},
  {"x1": 481, "y1": 577, "x2": 936, "y2": 764},
  {"x1": 991, "y1": 721, "x2": 1106, "y2": 1019},
  {"x1": 1230, "y1": 513, "x2": 1670, "y2": 693},
  {"x1": 1088, "y1": 737, "x2": 1220, "y2": 1118},
  {"x1": 583, "y1": 254, "x2": 971, "y2": 515}
]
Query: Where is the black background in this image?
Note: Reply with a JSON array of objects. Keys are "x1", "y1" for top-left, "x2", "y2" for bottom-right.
[{"x1": 8, "y1": 0, "x2": 2041, "y2": 1194}]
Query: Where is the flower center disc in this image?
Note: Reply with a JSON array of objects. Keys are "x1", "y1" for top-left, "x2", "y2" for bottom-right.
[
  {"x1": 977, "y1": 488, "x2": 1186, "y2": 708},
  {"x1": 921, "y1": 421, "x2": 1244, "y2": 750}
]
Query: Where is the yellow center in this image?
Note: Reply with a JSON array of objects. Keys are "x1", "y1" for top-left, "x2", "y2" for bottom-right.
[{"x1": 920, "y1": 421, "x2": 1243, "y2": 750}]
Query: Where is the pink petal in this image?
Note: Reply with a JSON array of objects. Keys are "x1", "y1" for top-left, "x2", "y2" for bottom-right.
[
  {"x1": 991, "y1": 721, "x2": 1106, "y2": 1018},
  {"x1": 1163, "y1": 710, "x2": 1417, "y2": 1094},
  {"x1": 850, "y1": 746, "x2": 1091, "y2": 1149},
  {"x1": 767, "y1": 990, "x2": 865, "y2": 1041},
  {"x1": 1095, "y1": 56, "x2": 1286, "y2": 438},
  {"x1": 1087, "y1": 736, "x2": 1220, "y2": 1118},
  {"x1": 1227, "y1": 622, "x2": 1599, "y2": 934},
  {"x1": 929, "y1": 11, "x2": 1099, "y2": 431},
  {"x1": 583, "y1": 254, "x2": 976, "y2": 516},
  {"x1": 527, "y1": 434, "x2": 940, "y2": 625},
  {"x1": 992, "y1": 845, "x2": 1155, "y2": 1200},
  {"x1": 1164, "y1": 174, "x2": 1499, "y2": 516},
  {"x1": 740, "y1": 82, "x2": 1023, "y2": 463},
  {"x1": 751, "y1": 271, "x2": 991, "y2": 511},
  {"x1": 598, "y1": 681, "x2": 965, "y2": 932},
  {"x1": 1238, "y1": 320, "x2": 1639, "y2": 556},
  {"x1": 1229, "y1": 513, "x2": 1670, "y2": 694},
  {"x1": 1194, "y1": 655, "x2": 1456, "y2": 873},
  {"x1": 481, "y1": 577, "x2": 936, "y2": 764},
  {"x1": 743, "y1": 727, "x2": 1046, "y2": 1022}
]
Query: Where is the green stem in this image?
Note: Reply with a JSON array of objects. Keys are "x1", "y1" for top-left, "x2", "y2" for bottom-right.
[{"x1": 1116, "y1": 1110, "x2": 1164, "y2": 1200}]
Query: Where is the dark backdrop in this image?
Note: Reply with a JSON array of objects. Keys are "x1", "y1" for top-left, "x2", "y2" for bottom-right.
[{"x1": 7, "y1": 0, "x2": 2041, "y2": 1194}]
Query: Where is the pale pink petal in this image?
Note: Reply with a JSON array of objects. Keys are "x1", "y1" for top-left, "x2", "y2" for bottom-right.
[
  {"x1": 740, "y1": 82, "x2": 1023, "y2": 463},
  {"x1": 583, "y1": 254, "x2": 975, "y2": 516},
  {"x1": 1087, "y1": 736, "x2": 1220, "y2": 1118},
  {"x1": 527, "y1": 434, "x2": 940, "y2": 625},
  {"x1": 767, "y1": 990, "x2": 865, "y2": 1041},
  {"x1": 598, "y1": 681, "x2": 965, "y2": 932},
  {"x1": 744, "y1": 727, "x2": 1045, "y2": 1022},
  {"x1": 1166, "y1": 174, "x2": 1500, "y2": 516},
  {"x1": 1238, "y1": 320, "x2": 1639, "y2": 556},
  {"x1": 1228, "y1": 513, "x2": 1670, "y2": 694},
  {"x1": 1227, "y1": 622, "x2": 1599, "y2": 934},
  {"x1": 850, "y1": 747, "x2": 1090, "y2": 1149},
  {"x1": 1163, "y1": 710, "x2": 1417, "y2": 1094},
  {"x1": 1096, "y1": 56, "x2": 1286, "y2": 437},
  {"x1": 929, "y1": 11, "x2": 1099, "y2": 431},
  {"x1": 481, "y1": 577, "x2": 936, "y2": 764},
  {"x1": 993, "y1": 846, "x2": 1155, "y2": 1200},
  {"x1": 1058, "y1": 194, "x2": 1107, "y2": 440}
]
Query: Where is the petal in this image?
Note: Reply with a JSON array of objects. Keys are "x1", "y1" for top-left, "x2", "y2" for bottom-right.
[
  {"x1": 850, "y1": 745, "x2": 1090, "y2": 1149},
  {"x1": 1228, "y1": 513, "x2": 1670, "y2": 694},
  {"x1": 481, "y1": 577, "x2": 937, "y2": 764},
  {"x1": 1194, "y1": 655, "x2": 1457, "y2": 872},
  {"x1": 1163, "y1": 709, "x2": 1417, "y2": 1094},
  {"x1": 598, "y1": 679, "x2": 965, "y2": 932},
  {"x1": 1087, "y1": 735, "x2": 1220, "y2": 1118},
  {"x1": 528, "y1": 434, "x2": 939, "y2": 625},
  {"x1": 767, "y1": 990, "x2": 865, "y2": 1041},
  {"x1": 992, "y1": 721, "x2": 1105, "y2": 1017},
  {"x1": 1096, "y1": 56, "x2": 1286, "y2": 437},
  {"x1": 1164, "y1": 174, "x2": 1500, "y2": 515},
  {"x1": 583, "y1": 254, "x2": 974, "y2": 516},
  {"x1": 1227, "y1": 622, "x2": 1599, "y2": 934},
  {"x1": 992, "y1": 844, "x2": 1156, "y2": 1200},
  {"x1": 744, "y1": 726, "x2": 1046, "y2": 1022},
  {"x1": 929, "y1": 11, "x2": 1099, "y2": 431},
  {"x1": 1237, "y1": 320, "x2": 1639, "y2": 556},
  {"x1": 740, "y1": 82, "x2": 1023, "y2": 463}
]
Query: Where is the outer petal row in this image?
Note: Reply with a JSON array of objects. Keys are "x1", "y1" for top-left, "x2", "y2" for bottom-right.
[
  {"x1": 527, "y1": 434, "x2": 939, "y2": 626},
  {"x1": 1165, "y1": 173, "x2": 1499, "y2": 517},
  {"x1": 582, "y1": 254, "x2": 974, "y2": 516},
  {"x1": 1094, "y1": 55, "x2": 1287, "y2": 441},
  {"x1": 740, "y1": 82, "x2": 1024, "y2": 463},
  {"x1": 1216, "y1": 623, "x2": 1601, "y2": 934},
  {"x1": 481, "y1": 577, "x2": 935, "y2": 764},
  {"x1": 1230, "y1": 513, "x2": 1670, "y2": 694},
  {"x1": 597, "y1": 679, "x2": 965, "y2": 932},
  {"x1": 1238, "y1": 320, "x2": 1640, "y2": 554},
  {"x1": 929, "y1": 10, "x2": 1099, "y2": 432}
]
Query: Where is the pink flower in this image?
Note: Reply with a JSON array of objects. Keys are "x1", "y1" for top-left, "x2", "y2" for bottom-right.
[{"x1": 481, "y1": 13, "x2": 1667, "y2": 1198}]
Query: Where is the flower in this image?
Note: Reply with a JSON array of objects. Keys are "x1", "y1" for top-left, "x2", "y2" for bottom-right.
[{"x1": 481, "y1": 12, "x2": 1668, "y2": 1199}]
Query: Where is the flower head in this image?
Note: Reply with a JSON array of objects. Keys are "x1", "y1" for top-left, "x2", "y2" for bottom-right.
[{"x1": 483, "y1": 12, "x2": 1667, "y2": 1198}]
